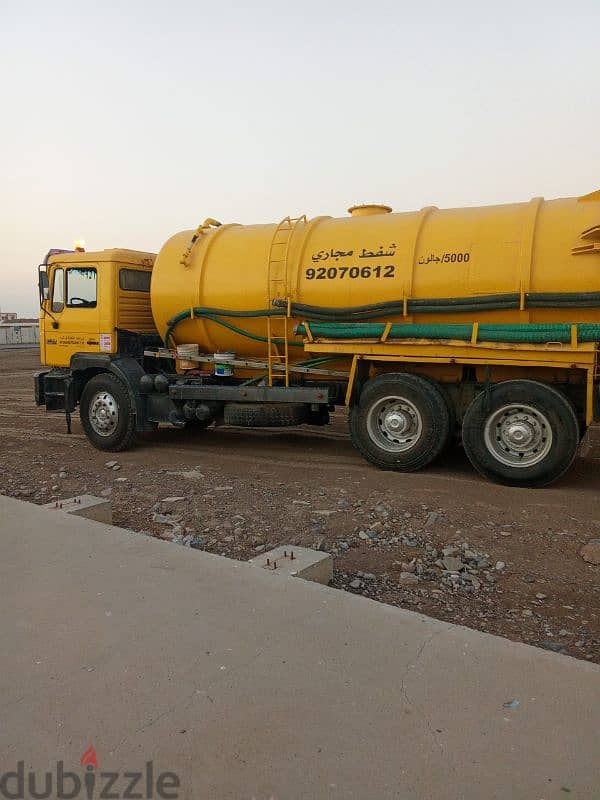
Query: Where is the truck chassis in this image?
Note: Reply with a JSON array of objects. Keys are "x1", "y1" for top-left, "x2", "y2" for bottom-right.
[{"x1": 35, "y1": 322, "x2": 598, "y2": 488}]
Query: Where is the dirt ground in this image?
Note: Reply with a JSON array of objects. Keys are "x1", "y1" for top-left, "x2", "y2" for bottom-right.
[{"x1": 1, "y1": 348, "x2": 599, "y2": 663}]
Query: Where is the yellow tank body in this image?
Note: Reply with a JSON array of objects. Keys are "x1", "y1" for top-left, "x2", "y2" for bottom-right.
[{"x1": 150, "y1": 191, "x2": 600, "y2": 359}]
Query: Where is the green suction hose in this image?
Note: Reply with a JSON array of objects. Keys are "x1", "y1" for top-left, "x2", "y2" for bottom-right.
[{"x1": 294, "y1": 321, "x2": 600, "y2": 344}]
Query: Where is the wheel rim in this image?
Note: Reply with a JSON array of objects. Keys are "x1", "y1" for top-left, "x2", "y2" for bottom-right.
[
  {"x1": 89, "y1": 391, "x2": 119, "y2": 437},
  {"x1": 483, "y1": 403, "x2": 552, "y2": 467},
  {"x1": 366, "y1": 395, "x2": 423, "y2": 453}
]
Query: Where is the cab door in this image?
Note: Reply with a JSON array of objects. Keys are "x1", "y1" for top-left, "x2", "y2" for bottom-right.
[{"x1": 44, "y1": 265, "x2": 101, "y2": 367}]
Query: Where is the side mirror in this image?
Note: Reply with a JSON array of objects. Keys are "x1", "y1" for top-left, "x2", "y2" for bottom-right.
[{"x1": 38, "y1": 268, "x2": 49, "y2": 304}]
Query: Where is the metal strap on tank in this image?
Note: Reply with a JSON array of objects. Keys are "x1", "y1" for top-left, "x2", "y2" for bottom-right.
[
  {"x1": 517, "y1": 197, "x2": 543, "y2": 314},
  {"x1": 406, "y1": 206, "x2": 437, "y2": 317}
]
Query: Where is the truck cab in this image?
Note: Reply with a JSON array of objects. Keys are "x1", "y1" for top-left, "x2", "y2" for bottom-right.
[
  {"x1": 35, "y1": 248, "x2": 161, "y2": 427},
  {"x1": 39, "y1": 248, "x2": 156, "y2": 367}
]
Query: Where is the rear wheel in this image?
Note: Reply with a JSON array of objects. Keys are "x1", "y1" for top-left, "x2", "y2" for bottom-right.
[
  {"x1": 462, "y1": 380, "x2": 579, "y2": 487},
  {"x1": 80, "y1": 373, "x2": 137, "y2": 451},
  {"x1": 349, "y1": 373, "x2": 451, "y2": 471}
]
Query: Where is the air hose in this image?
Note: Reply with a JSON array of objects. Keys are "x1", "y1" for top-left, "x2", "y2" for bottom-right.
[{"x1": 294, "y1": 321, "x2": 600, "y2": 344}]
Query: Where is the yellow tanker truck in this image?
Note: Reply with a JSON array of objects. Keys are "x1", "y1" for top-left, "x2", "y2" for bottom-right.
[{"x1": 35, "y1": 189, "x2": 600, "y2": 487}]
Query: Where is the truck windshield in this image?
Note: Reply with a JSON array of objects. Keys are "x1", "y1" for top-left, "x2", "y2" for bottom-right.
[{"x1": 66, "y1": 267, "x2": 97, "y2": 308}]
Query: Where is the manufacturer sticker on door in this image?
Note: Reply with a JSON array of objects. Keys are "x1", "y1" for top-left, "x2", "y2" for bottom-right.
[{"x1": 99, "y1": 333, "x2": 113, "y2": 352}]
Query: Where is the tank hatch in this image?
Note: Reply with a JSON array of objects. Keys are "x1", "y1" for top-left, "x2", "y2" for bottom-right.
[{"x1": 347, "y1": 204, "x2": 392, "y2": 216}]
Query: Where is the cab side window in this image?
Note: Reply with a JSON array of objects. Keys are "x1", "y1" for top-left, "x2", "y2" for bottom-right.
[
  {"x1": 119, "y1": 268, "x2": 151, "y2": 292},
  {"x1": 51, "y1": 268, "x2": 64, "y2": 313},
  {"x1": 66, "y1": 268, "x2": 97, "y2": 308}
]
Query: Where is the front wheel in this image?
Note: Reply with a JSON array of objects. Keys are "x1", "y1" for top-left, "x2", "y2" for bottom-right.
[
  {"x1": 349, "y1": 372, "x2": 451, "y2": 471},
  {"x1": 462, "y1": 380, "x2": 579, "y2": 487},
  {"x1": 80, "y1": 373, "x2": 137, "y2": 451}
]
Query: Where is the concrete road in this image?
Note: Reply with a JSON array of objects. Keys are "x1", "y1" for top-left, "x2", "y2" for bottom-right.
[{"x1": 1, "y1": 495, "x2": 599, "y2": 799}]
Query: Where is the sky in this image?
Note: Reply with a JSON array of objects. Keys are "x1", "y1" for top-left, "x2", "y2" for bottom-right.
[{"x1": 1, "y1": 0, "x2": 599, "y2": 316}]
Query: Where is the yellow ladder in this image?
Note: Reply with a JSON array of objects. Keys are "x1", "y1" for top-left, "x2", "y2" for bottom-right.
[{"x1": 266, "y1": 215, "x2": 306, "y2": 387}]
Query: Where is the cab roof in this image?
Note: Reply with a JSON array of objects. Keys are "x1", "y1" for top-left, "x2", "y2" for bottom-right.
[{"x1": 47, "y1": 248, "x2": 156, "y2": 267}]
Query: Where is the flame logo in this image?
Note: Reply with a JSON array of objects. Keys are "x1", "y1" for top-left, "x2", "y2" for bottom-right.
[{"x1": 80, "y1": 745, "x2": 99, "y2": 769}]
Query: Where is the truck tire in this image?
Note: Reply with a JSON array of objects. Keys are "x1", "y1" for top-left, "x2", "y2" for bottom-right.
[
  {"x1": 80, "y1": 373, "x2": 137, "y2": 451},
  {"x1": 349, "y1": 373, "x2": 450, "y2": 471},
  {"x1": 224, "y1": 402, "x2": 309, "y2": 427},
  {"x1": 462, "y1": 380, "x2": 579, "y2": 487},
  {"x1": 420, "y1": 374, "x2": 455, "y2": 454}
]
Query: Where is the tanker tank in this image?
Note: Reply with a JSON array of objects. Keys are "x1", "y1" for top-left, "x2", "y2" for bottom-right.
[{"x1": 151, "y1": 191, "x2": 600, "y2": 356}]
